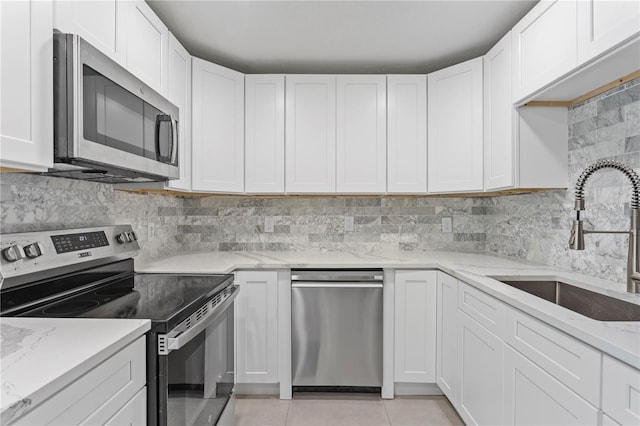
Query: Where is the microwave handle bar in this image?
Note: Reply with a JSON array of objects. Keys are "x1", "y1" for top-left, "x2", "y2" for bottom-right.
[
  {"x1": 171, "y1": 116, "x2": 178, "y2": 165},
  {"x1": 155, "y1": 114, "x2": 173, "y2": 163},
  {"x1": 158, "y1": 285, "x2": 239, "y2": 355}
]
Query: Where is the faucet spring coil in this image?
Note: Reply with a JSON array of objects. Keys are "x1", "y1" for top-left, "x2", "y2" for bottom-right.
[{"x1": 574, "y1": 160, "x2": 640, "y2": 210}]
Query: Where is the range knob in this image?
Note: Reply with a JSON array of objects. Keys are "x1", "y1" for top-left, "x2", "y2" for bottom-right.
[
  {"x1": 116, "y1": 232, "x2": 131, "y2": 244},
  {"x1": 24, "y1": 242, "x2": 44, "y2": 258},
  {"x1": 3, "y1": 245, "x2": 25, "y2": 262}
]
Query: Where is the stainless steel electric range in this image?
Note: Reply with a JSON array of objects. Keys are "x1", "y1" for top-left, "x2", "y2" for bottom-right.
[{"x1": 0, "y1": 225, "x2": 238, "y2": 426}]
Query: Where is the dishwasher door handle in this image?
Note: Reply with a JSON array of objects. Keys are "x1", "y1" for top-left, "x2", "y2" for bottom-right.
[{"x1": 291, "y1": 282, "x2": 383, "y2": 288}]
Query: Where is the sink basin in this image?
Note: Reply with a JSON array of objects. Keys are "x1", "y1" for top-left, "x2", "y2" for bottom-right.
[{"x1": 492, "y1": 278, "x2": 640, "y2": 321}]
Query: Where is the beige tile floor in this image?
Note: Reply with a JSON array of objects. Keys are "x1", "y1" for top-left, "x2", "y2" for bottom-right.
[{"x1": 235, "y1": 394, "x2": 464, "y2": 426}]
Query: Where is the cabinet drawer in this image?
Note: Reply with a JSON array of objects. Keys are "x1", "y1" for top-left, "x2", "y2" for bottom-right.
[
  {"x1": 602, "y1": 355, "x2": 640, "y2": 425},
  {"x1": 458, "y1": 281, "x2": 505, "y2": 338},
  {"x1": 503, "y1": 345, "x2": 599, "y2": 425},
  {"x1": 16, "y1": 336, "x2": 146, "y2": 425},
  {"x1": 505, "y1": 308, "x2": 601, "y2": 406}
]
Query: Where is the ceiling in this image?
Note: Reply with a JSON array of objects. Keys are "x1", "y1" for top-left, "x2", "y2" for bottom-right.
[{"x1": 147, "y1": 0, "x2": 538, "y2": 74}]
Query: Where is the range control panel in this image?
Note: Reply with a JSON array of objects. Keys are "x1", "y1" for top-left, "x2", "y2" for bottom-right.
[
  {"x1": 0, "y1": 225, "x2": 140, "y2": 285},
  {"x1": 51, "y1": 231, "x2": 110, "y2": 254}
]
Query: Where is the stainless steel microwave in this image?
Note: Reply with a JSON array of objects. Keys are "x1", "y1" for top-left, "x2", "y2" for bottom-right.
[{"x1": 51, "y1": 33, "x2": 179, "y2": 183}]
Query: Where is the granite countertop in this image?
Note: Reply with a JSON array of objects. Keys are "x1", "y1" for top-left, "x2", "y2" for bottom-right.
[
  {"x1": 137, "y1": 249, "x2": 640, "y2": 369},
  {"x1": 0, "y1": 317, "x2": 150, "y2": 425}
]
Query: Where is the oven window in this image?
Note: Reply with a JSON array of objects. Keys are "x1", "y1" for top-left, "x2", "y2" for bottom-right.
[
  {"x1": 82, "y1": 65, "x2": 167, "y2": 161},
  {"x1": 166, "y1": 305, "x2": 234, "y2": 426}
]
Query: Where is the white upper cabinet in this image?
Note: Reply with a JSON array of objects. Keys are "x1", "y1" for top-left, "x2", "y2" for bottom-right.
[
  {"x1": 484, "y1": 32, "x2": 568, "y2": 191},
  {"x1": 285, "y1": 75, "x2": 337, "y2": 193},
  {"x1": 577, "y1": 0, "x2": 640, "y2": 63},
  {"x1": 387, "y1": 75, "x2": 428, "y2": 194},
  {"x1": 427, "y1": 57, "x2": 483, "y2": 193},
  {"x1": 245, "y1": 75, "x2": 285, "y2": 194},
  {"x1": 394, "y1": 270, "x2": 437, "y2": 383},
  {"x1": 484, "y1": 32, "x2": 515, "y2": 191},
  {"x1": 192, "y1": 59, "x2": 245, "y2": 193},
  {"x1": 121, "y1": 1, "x2": 168, "y2": 96},
  {"x1": 512, "y1": 0, "x2": 578, "y2": 103},
  {"x1": 336, "y1": 75, "x2": 387, "y2": 193},
  {"x1": 1, "y1": 0, "x2": 53, "y2": 172},
  {"x1": 165, "y1": 33, "x2": 192, "y2": 191},
  {"x1": 53, "y1": 0, "x2": 125, "y2": 65}
]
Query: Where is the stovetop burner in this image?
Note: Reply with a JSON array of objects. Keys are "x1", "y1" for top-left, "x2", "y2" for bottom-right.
[{"x1": 43, "y1": 300, "x2": 100, "y2": 315}]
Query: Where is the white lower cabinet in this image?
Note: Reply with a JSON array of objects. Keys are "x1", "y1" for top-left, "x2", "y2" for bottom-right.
[
  {"x1": 104, "y1": 388, "x2": 146, "y2": 426},
  {"x1": 458, "y1": 312, "x2": 504, "y2": 426},
  {"x1": 15, "y1": 337, "x2": 146, "y2": 425},
  {"x1": 235, "y1": 270, "x2": 279, "y2": 384},
  {"x1": 457, "y1": 281, "x2": 505, "y2": 426},
  {"x1": 393, "y1": 270, "x2": 437, "y2": 383},
  {"x1": 436, "y1": 272, "x2": 459, "y2": 403},
  {"x1": 602, "y1": 355, "x2": 640, "y2": 426},
  {"x1": 503, "y1": 344, "x2": 599, "y2": 425}
]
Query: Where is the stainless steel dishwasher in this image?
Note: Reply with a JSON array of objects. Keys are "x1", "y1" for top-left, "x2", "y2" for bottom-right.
[{"x1": 291, "y1": 269, "x2": 383, "y2": 390}]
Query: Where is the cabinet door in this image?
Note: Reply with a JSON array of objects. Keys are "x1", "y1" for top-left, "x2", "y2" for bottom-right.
[
  {"x1": 165, "y1": 33, "x2": 192, "y2": 191},
  {"x1": 394, "y1": 270, "x2": 437, "y2": 383},
  {"x1": 484, "y1": 32, "x2": 515, "y2": 191},
  {"x1": 285, "y1": 75, "x2": 336, "y2": 193},
  {"x1": 387, "y1": 75, "x2": 427, "y2": 194},
  {"x1": 512, "y1": 0, "x2": 578, "y2": 102},
  {"x1": 436, "y1": 272, "x2": 459, "y2": 403},
  {"x1": 336, "y1": 75, "x2": 387, "y2": 193},
  {"x1": 245, "y1": 75, "x2": 285, "y2": 193},
  {"x1": 602, "y1": 355, "x2": 640, "y2": 426},
  {"x1": 577, "y1": 0, "x2": 640, "y2": 63},
  {"x1": 53, "y1": 0, "x2": 125, "y2": 65},
  {"x1": 503, "y1": 345, "x2": 599, "y2": 425},
  {"x1": 104, "y1": 388, "x2": 146, "y2": 426},
  {"x1": 0, "y1": 0, "x2": 53, "y2": 172},
  {"x1": 122, "y1": 0, "x2": 168, "y2": 95},
  {"x1": 192, "y1": 59, "x2": 245, "y2": 193},
  {"x1": 235, "y1": 271, "x2": 279, "y2": 383},
  {"x1": 16, "y1": 337, "x2": 146, "y2": 425},
  {"x1": 458, "y1": 311, "x2": 504, "y2": 426},
  {"x1": 427, "y1": 57, "x2": 483, "y2": 193}
]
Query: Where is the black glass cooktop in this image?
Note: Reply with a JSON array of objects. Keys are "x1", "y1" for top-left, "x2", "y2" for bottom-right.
[{"x1": 2, "y1": 260, "x2": 233, "y2": 333}]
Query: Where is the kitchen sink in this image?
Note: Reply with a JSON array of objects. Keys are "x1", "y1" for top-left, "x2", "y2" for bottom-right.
[{"x1": 491, "y1": 278, "x2": 640, "y2": 321}]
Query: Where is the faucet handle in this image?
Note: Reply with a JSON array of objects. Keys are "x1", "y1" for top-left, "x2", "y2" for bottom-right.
[{"x1": 569, "y1": 220, "x2": 585, "y2": 250}]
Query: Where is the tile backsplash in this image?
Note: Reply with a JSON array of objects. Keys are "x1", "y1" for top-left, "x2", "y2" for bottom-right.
[
  {"x1": 0, "y1": 173, "x2": 184, "y2": 265},
  {"x1": 176, "y1": 196, "x2": 486, "y2": 253},
  {"x1": 1, "y1": 77, "x2": 638, "y2": 285}
]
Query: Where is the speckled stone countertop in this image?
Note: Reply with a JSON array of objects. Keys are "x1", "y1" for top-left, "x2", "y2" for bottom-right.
[
  {"x1": 137, "y1": 249, "x2": 640, "y2": 369},
  {"x1": 0, "y1": 318, "x2": 150, "y2": 425}
]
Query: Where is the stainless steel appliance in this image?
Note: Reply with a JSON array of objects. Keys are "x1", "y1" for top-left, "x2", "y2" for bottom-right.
[
  {"x1": 291, "y1": 269, "x2": 383, "y2": 390},
  {"x1": 50, "y1": 33, "x2": 179, "y2": 183},
  {"x1": 0, "y1": 225, "x2": 237, "y2": 426}
]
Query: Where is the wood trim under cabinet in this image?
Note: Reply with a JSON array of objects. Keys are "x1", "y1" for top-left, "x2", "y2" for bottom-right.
[{"x1": 523, "y1": 69, "x2": 640, "y2": 107}]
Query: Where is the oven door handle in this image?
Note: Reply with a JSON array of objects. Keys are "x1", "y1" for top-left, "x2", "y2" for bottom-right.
[{"x1": 162, "y1": 285, "x2": 239, "y2": 354}]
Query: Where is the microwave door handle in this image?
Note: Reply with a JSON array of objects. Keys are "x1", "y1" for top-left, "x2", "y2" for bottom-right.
[
  {"x1": 171, "y1": 116, "x2": 178, "y2": 165},
  {"x1": 155, "y1": 114, "x2": 172, "y2": 163}
]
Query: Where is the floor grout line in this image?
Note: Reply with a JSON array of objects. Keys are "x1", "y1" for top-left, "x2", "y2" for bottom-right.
[{"x1": 381, "y1": 398, "x2": 392, "y2": 426}]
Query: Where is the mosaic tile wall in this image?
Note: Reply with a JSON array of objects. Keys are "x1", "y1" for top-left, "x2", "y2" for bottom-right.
[
  {"x1": 0, "y1": 173, "x2": 184, "y2": 265},
  {"x1": 484, "y1": 77, "x2": 640, "y2": 284},
  {"x1": 176, "y1": 196, "x2": 487, "y2": 253}
]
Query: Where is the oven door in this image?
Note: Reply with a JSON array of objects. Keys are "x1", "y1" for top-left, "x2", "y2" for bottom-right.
[{"x1": 159, "y1": 286, "x2": 237, "y2": 426}]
